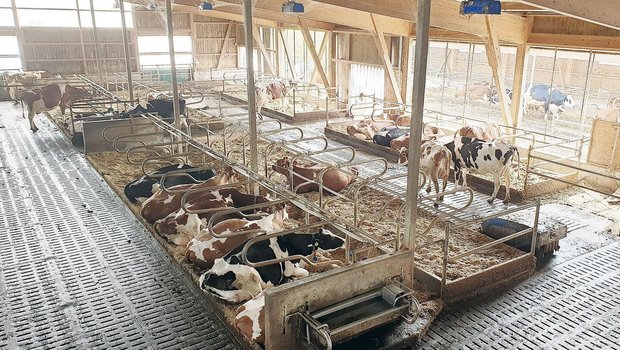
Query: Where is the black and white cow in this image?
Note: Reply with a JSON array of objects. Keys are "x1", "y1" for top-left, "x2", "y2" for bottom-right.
[
  {"x1": 128, "y1": 99, "x2": 187, "y2": 120},
  {"x1": 446, "y1": 137, "x2": 520, "y2": 204},
  {"x1": 372, "y1": 126, "x2": 408, "y2": 147},
  {"x1": 524, "y1": 84, "x2": 576, "y2": 120},
  {"x1": 491, "y1": 88, "x2": 513, "y2": 105},
  {"x1": 199, "y1": 228, "x2": 345, "y2": 303},
  {"x1": 123, "y1": 164, "x2": 216, "y2": 204}
]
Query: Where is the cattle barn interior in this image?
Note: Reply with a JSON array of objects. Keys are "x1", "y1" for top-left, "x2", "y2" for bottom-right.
[{"x1": 1, "y1": 0, "x2": 620, "y2": 349}]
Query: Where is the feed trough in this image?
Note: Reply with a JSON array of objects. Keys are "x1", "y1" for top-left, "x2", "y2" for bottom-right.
[{"x1": 298, "y1": 282, "x2": 418, "y2": 348}]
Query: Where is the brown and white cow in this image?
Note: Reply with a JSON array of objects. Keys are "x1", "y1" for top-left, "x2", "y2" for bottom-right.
[
  {"x1": 456, "y1": 82, "x2": 495, "y2": 103},
  {"x1": 235, "y1": 292, "x2": 266, "y2": 344},
  {"x1": 346, "y1": 119, "x2": 393, "y2": 140},
  {"x1": 399, "y1": 140, "x2": 451, "y2": 206},
  {"x1": 255, "y1": 79, "x2": 295, "y2": 115},
  {"x1": 455, "y1": 122, "x2": 500, "y2": 141},
  {"x1": 388, "y1": 125, "x2": 443, "y2": 151},
  {"x1": 186, "y1": 205, "x2": 288, "y2": 269},
  {"x1": 21, "y1": 84, "x2": 89, "y2": 132},
  {"x1": 4, "y1": 71, "x2": 58, "y2": 103},
  {"x1": 155, "y1": 188, "x2": 273, "y2": 247},
  {"x1": 272, "y1": 157, "x2": 357, "y2": 194},
  {"x1": 140, "y1": 168, "x2": 239, "y2": 224}
]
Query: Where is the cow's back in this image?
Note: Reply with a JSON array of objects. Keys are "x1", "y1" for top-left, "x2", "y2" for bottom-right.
[{"x1": 41, "y1": 84, "x2": 62, "y2": 109}]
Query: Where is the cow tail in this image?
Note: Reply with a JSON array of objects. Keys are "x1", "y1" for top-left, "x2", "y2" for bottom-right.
[
  {"x1": 444, "y1": 147, "x2": 452, "y2": 180},
  {"x1": 20, "y1": 98, "x2": 25, "y2": 119},
  {"x1": 514, "y1": 147, "x2": 521, "y2": 179}
]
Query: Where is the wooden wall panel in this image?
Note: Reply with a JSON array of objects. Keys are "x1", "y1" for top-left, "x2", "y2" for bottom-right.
[
  {"x1": 348, "y1": 34, "x2": 382, "y2": 66},
  {"x1": 20, "y1": 27, "x2": 137, "y2": 75},
  {"x1": 193, "y1": 15, "x2": 237, "y2": 71}
]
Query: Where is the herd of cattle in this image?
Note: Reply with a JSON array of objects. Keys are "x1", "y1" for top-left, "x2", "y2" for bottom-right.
[
  {"x1": 348, "y1": 118, "x2": 518, "y2": 204},
  {"x1": 123, "y1": 160, "x2": 356, "y2": 343},
  {"x1": 462, "y1": 81, "x2": 577, "y2": 120},
  {"x1": 3, "y1": 71, "x2": 295, "y2": 132}
]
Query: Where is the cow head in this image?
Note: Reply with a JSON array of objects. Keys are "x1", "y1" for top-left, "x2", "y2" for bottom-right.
[
  {"x1": 398, "y1": 147, "x2": 409, "y2": 165},
  {"x1": 285, "y1": 228, "x2": 346, "y2": 258},
  {"x1": 271, "y1": 157, "x2": 291, "y2": 174},
  {"x1": 199, "y1": 258, "x2": 266, "y2": 303},
  {"x1": 269, "y1": 204, "x2": 289, "y2": 229},
  {"x1": 563, "y1": 95, "x2": 576, "y2": 109}
]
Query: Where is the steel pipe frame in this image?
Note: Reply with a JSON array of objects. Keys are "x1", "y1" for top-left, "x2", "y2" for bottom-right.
[
  {"x1": 206, "y1": 198, "x2": 293, "y2": 239},
  {"x1": 158, "y1": 166, "x2": 233, "y2": 195},
  {"x1": 241, "y1": 221, "x2": 345, "y2": 271},
  {"x1": 112, "y1": 132, "x2": 168, "y2": 153},
  {"x1": 139, "y1": 152, "x2": 207, "y2": 176},
  {"x1": 118, "y1": 0, "x2": 134, "y2": 103},
  {"x1": 180, "y1": 180, "x2": 262, "y2": 215},
  {"x1": 125, "y1": 141, "x2": 182, "y2": 165},
  {"x1": 102, "y1": 120, "x2": 159, "y2": 142},
  {"x1": 263, "y1": 136, "x2": 330, "y2": 176},
  {"x1": 87, "y1": 0, "x2": 103, "y2": 84},
  {"x1": 435, "y1": 200, "x2": 541, "y2": 297}
]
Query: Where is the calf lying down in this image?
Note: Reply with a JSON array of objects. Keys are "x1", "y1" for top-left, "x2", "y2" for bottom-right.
[{"x1": 199, "y1": 228, "x2": 345, "y2": 304}]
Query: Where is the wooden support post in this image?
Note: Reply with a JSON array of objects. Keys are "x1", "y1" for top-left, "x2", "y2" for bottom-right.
[
  {"x1": 329, "y1": 32, "x2": 337, "y2": 87},
  {"x1": 511, "y1": 44, "x2": 528, "y2": 129},
  {"x1": 217, "y1": 22, "x2": 233, "y2": 70},
  {"x1": 252, "y1": 24, "x2": 276, "y2": 76},
  {"x1": 483, "y1": 15, "x2": 512, "y2": 128},
  {"x1": 370, "y1": 14, "x2": 403, "y2": 105},
  {"x1": 400, "y1": 37, "x2": 411, "y2": 103},
  {"x1": 310, "y1": 32, "x2": 329, "y2": 84},
  {"x1": 298, "y1": 18, "x2": 330, "y2": 87},
  {"x1": 404, "y1": 0, "x2": 432, "y2": 253},
  {"x1": 278, "y1": 29, "x2": 296, "y2": 80}
]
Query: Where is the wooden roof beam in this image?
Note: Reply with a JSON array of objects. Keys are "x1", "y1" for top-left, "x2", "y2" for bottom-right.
[
  {"x1": 169, "y1": 0, "x2": 335, "y2": 30},
  {"x1": 312, "y1": 0, "x2": 531, "y2": 44},
  {"x1": 217, "y1": 0, "x2": 413, "y2": 36},
  {"x1": 518, "y1": 0, "x2": 620, "y2": 31}
]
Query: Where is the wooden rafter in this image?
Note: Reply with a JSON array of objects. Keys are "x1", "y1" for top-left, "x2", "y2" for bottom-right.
[
  {"x1": 312, "y1": 0, "x2": 530, "y2": 44},
  {"x1": 277, "y1": 28, "x2": 297, "y2": 80},
  {"x1": 252, "y1": 24, "x2": 277, "y2": 75},
  {"x1": 370, "y1": 14, "x2": 403, "y2": 104},
  {"x1": 511, "y1": 44, "x2": 528, "y2": 128},
  {"x1": 298, "y1": 18, "x2": 330, "y2": 87},
  {"x1": 216, "y1": 22, "x2": 234, "y2": 70},
  {"x1": 483, "y1": 16, "x2": 513, "y2": 128},
  {"x1": 310, "y1": 32, "x2": 329, "y2": 84},
  {"x1": 519, "y1": 0, "x2": 620, "y2": 31}
]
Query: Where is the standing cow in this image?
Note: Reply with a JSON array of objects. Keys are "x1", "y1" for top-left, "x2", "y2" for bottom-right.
[
  {"x1": 446, "y1": 137, "x2": 520, "y2": 204},
  {"x1": 254, "y1": 79, "x2": 295, "y2": 116},
  {"x1": 21, "y1": 84, "x2": 90, "y2": 132},
  {"x1": 3, "y1": 71, "x2": 58, "y2": 103},
  {"x1": 398, "y1": 140, "x2": 451, "y2": 207},
  {"x1": 524, "y1": 84, "x2": 576, "y2": 120}
]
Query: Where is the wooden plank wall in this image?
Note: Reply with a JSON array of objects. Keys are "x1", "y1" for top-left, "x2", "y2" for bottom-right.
[
  {"x1": 19, "y1": 27, "x2": 137, "y2": 75},
  {"x1": 12, "y1": 10, "x2": 237, "y2": 75},
  {"x1": 193, "y1": 15, "x2": 237, "y2": 71}
]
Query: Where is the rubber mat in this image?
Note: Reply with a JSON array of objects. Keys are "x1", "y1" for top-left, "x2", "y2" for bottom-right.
[
  {"x1": 418, "y1": 242, "x2": 620, "y2": 350},
  {"x1": 0, "y1": 104, "x2": 241, "y2": 349}
]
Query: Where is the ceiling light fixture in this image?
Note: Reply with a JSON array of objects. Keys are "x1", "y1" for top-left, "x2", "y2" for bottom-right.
[{"x1": 282, "y1": 0, "x2": 304, "y2": 13}]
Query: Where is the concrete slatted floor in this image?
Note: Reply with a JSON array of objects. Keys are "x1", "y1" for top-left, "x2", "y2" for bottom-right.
[{"x1": 0, "y1": 104, "x2": 241, "y2": 349}]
